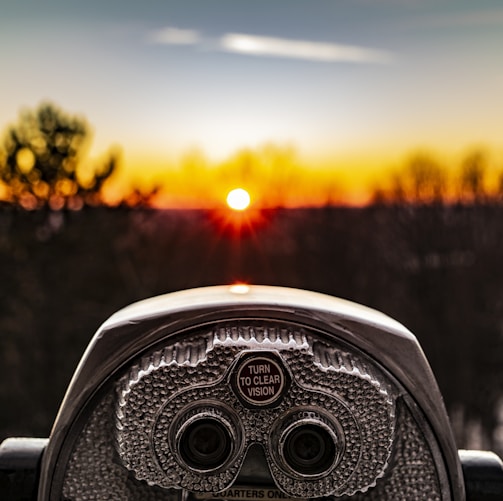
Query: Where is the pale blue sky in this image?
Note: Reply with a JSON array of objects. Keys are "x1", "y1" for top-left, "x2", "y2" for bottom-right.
[{"x1": 1, "y1": 0, "x2": 502, "y2": 177}]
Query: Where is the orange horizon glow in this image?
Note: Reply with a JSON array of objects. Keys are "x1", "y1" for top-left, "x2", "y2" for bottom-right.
[
  {"x1": 4, "y1": 139, "x2": 502, "y2": 210},
  {"x1": 101, "y1": 143, "x2": 391, "y2": 209},
  {"x1": 95, "y1": 141, "x2": 503, "y2": 209}
]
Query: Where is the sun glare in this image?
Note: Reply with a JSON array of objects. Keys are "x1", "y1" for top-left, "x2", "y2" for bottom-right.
[
  {"x1": 226, "y1": 188, "x2": 251, "y2": 211},
  {"x1": 229, "y1": 283, "x2": 250, "y2": 294}
]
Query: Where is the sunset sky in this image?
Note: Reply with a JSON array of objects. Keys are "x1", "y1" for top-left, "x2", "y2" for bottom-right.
[{"x1": 1, "y1": 1, "x2": 503, "y2": 206}]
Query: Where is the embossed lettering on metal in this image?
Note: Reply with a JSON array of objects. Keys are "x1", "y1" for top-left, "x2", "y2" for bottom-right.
[
  {"x1": 194, "y1": 486, "x2": 302, "y2": 500},
  {"x1": 235, "y1": 355, "x2": 286, "y2": 406}
]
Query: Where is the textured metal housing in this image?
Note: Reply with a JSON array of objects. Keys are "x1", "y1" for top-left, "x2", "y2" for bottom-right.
[{"x1": 37, "y1": 285, "x2": 465, "y2": 500}]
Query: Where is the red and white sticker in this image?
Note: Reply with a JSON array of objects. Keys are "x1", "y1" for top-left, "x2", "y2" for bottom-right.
[{"x1": 235, "y1": 355, "x2": 286, "y2": 406}]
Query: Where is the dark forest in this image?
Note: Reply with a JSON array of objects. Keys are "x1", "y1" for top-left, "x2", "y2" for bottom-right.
[{"x1": 0, "y1": 204, "x2": 502, "y2": 458}]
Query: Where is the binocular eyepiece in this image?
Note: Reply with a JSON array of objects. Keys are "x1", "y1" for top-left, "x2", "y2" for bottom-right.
[{"x1": 4, "y1": 285, "x2": 502, "y2": 500}]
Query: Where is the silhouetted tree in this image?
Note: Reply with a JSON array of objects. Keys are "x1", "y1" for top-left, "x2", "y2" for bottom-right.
[
  {"x1": 372, "y1": 152, "x2": 447, "y2": 205},
  {"x1": 402, "y1": 153, "x2": 446, "y2": 204},
  {"x1": 0, "y1": 102, "x2": 117, "y2": 209},
  {"x1": 459, "y1": 150, "x2": 487, "y2": 203}
]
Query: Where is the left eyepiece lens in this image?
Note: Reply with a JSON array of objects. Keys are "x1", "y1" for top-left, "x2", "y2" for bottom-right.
[
  {"x1": 172, "y1": 404, "x2": 242, "y2": 474},
  {"x1": 179, "y1": 417, "x2": 232, "y2": 470}
]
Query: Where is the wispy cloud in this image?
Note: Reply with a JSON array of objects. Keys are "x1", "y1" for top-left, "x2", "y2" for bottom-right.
[
  {"x1": 147, "y1": 26, "x2": 393, "y2": 64},
  {"x1": 219, "y1": 33, "x2": 392, "y2": 64}
]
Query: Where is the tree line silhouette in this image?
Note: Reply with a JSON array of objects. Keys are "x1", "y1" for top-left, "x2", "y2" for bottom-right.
[
  {"x1": 2, "y1": 102, "x2": 503, "y2": 209},
  {"x1": 373, "y1": 150, "x2": 503, "y2": 206}
]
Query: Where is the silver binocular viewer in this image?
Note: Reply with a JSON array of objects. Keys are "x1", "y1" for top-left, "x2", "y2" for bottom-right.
[{"x1": 1, "y1": 285, "x2": 502, "y2": 500}]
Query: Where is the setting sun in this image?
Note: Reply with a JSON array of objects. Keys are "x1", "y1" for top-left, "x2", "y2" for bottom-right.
[{"x1": 226, "y1": 188, "x2": 251, "y2": 211}]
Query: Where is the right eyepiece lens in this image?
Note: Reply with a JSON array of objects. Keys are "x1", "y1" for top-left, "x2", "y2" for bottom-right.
[
  {"x1": 179, "y1": 418, "x2": 232, "y2": 470},
  {"x1": 283, "y1": 424, "x2": 336, "y2": 476}
]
